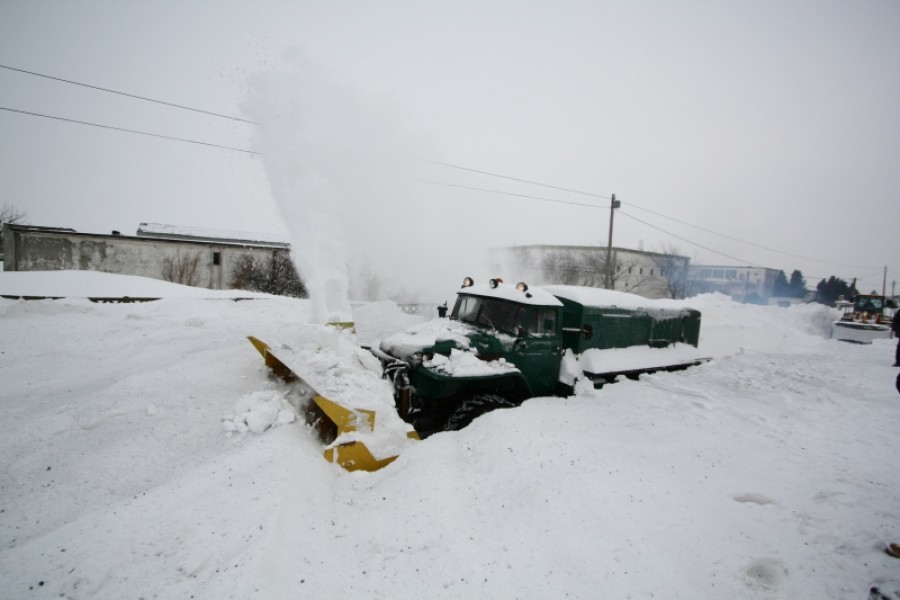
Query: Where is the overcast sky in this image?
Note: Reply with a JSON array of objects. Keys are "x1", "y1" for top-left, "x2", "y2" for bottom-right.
[{"x1": 1, "y1": 0, "x2": 898, "y2": 295}]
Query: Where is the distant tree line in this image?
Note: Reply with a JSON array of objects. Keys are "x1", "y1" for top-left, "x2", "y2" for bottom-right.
[
  {"x1": 770, "y1": 268, "x2": 875, "y2": 307},
  {"x1": 815, "y1": 276, "x2": 857, "y2": 307},
  {"x1": 772, "y1": 269, "x2": 807, "y2": 298}
]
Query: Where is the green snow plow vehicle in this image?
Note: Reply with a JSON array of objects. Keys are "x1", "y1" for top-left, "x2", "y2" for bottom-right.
[
  {"x1": 250, "y1": 277, "x2": 707, "y2": 471},
  {"x1": 368, "y1": 277, "x2": 707, "y2": 437}
]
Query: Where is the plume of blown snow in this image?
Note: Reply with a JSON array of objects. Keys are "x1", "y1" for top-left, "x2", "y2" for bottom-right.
[{"x1": 243, "y1": 53, "x2": 493, "y2": 318}]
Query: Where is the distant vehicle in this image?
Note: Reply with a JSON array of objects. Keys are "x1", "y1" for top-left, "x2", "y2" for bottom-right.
[{"x1": 830, "y1": 294, "x2": 894, "y2": 344}]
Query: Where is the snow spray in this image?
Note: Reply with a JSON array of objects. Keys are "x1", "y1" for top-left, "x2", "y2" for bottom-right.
[{"x1": 245, "y1": 54, "x2": 496, "y2": 316}]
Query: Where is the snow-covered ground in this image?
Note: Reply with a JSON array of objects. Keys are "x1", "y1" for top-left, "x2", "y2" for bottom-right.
[{"x1": 1, "y1": 271, "x2": 899, "y2": 599}]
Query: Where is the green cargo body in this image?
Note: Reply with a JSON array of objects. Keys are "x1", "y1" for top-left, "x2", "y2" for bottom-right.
[{"x1": 557, "y1": 296, "x2": 701, "y2": 353}]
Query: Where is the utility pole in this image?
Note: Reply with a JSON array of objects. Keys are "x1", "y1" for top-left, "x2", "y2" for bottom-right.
[
  {"x1": 882, "y1": 266, "x2": 887, "y2": 297},
  {"x1": 605, "y1": 194, "x2": 621, "y2": 289}
]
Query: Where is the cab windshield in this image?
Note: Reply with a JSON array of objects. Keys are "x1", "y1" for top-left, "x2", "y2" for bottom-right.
[
  {"x1": 451, "y1": 295, "x2": 525, "y2": 335},
  {"x1": 854, "y1": 296, "x2": 884, "y2": 312}
]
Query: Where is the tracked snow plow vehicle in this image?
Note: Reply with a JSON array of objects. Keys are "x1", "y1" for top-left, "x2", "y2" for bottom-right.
[
  {"x1": 369, "y1": 278, "x2": 707, "y2": 437},
  {"x1": 250, "y1": 277, "x2": 707, "y2": 471}
]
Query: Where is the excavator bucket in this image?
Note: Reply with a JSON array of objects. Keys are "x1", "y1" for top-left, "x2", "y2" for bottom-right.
[{"x1": 247, "y1": 336, "x2": 417, "y2": 472}]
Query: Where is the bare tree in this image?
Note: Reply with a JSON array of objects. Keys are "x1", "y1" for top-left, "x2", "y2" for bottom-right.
[
  {"x1": 614, "y1": 258, "x2": 659, "y2": 294},
  {"x1": 650, "y1": 244, "x2": 690, "y2": 299},
  {"x1": 532, "y1": 247, "x2": 646, "y2": 290},
  {"x1": 537, "y1": 248, "x2": 606, "y2": 287},
  {"x1": 540, "y1": 249, "x2": 584, "y2": 285},
  {"x1": 0, "y1": 203, "x2": 27, "y2": 249},
  {"x1": 161, "y1": 251, "x2": 202, "y2": 286}
]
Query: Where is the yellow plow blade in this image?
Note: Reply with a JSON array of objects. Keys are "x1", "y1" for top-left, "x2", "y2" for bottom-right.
[{"x1": 247, "y1": 336, "x2": 417, "y2": 472}]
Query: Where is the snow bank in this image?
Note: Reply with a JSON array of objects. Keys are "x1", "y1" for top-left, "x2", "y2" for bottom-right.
[
  {"x1": 0, "y1": 270, "x2": 277, "y2": 299},
  {"x1": 688, "y1": 293, "x2": 840, "y2": 357},
  {"x1": 1, "y1": 273, "x2": 897, "y2": 600}
]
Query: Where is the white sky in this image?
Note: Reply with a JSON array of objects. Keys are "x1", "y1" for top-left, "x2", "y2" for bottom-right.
[{"x1": 1, "y1": 0, "x2": 898, "y2": 294}]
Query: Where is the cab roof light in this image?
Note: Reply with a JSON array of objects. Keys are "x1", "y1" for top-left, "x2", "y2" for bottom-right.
[
  {"x1": 489, "y1": 277, "x2": 504, "y2": 289},
  {"x1": 516, "y1": 282, "x2": 528, "y2": 293},
  {"x1": 462, "y1": 276, "x2": 475, "y2": 288}
]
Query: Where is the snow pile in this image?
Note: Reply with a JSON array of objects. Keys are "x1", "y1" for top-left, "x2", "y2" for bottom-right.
[
  {"x1": 222, "y1": 390, "x2": 296, "y2": 434},
  {"x1": 1, "y1": 272, "x2": 898, "y2": 599},
  {"x1": 689, "y1": 292, "x2": 839, "y2": 357},
  {"x1": 562, "y1": 342, "x2": 706, "y2": 381},
  {"x1": 0, "y1": 270, "x2": 278, "y2": 299},
  {"x1": 544, "y1": 284, "x2": 687, "y2": 310},
  {"x1": 425, "y1": 348, "x2": 519, "y2": 376}
]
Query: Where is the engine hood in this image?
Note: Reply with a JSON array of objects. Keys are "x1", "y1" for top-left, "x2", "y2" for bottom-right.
[{"x1": 379, "y1": 318, "x2": 518, "y2": 364}]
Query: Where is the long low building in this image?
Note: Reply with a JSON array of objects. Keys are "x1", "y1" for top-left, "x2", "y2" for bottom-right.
[
  {"x1": 2, "y1": 222, "x2": 292, "y2": 291},
  {"x1": 489, "y1": 244, "x2": 691, "y2": 299}
]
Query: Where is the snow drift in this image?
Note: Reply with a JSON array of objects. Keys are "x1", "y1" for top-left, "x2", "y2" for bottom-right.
[{"x1": 1, "y1": 272, "x2": 899, "y2": 599}]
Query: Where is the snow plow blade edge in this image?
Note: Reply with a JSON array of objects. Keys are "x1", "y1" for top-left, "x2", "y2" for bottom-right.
[{"x1": 247, "y1": 336, "x2": 411, "y2": 472}]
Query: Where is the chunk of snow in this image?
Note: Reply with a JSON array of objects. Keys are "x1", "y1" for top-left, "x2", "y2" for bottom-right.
[
  {"x1": 223, "y1": 390, "x2": 296, "y2": 435},
  {"x1": 423, "y1": 348, "x2": 519, "y2": 377},
  {"x1": 379, "y1": 318, "x2": 474, "y2": 361}
]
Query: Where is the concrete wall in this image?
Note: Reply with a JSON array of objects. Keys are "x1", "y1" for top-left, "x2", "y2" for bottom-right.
[{"x1": 2, "y1": 225, "x2": 289, "y2": 290}]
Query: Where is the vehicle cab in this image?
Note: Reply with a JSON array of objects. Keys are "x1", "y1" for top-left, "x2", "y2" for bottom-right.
[{"x1": 447, "y1": 278, "x2": 565, "y2": 397}]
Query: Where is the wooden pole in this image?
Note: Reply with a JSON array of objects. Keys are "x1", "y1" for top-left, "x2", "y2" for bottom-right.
[{"x1": 605, "y1": 194, "x2": 620, "y2": 289}]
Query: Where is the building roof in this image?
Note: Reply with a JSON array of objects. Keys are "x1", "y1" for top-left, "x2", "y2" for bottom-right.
[
  {"x1": 6, "y1": 223, "x2": 290, "y2": 250},
  {"x1": 4, "y1": 224, "x2": 77, "y2": 234},
  {"x1": 137, "y1": 223, "x2": 290, "y2": 248}
]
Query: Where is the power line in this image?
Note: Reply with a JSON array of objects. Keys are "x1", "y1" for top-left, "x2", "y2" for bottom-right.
[
  {"x1": 422, "y1": 176, "x2": 791, "y2": 269},
  {"x1": 421, "y1": 176, "x2": 771, "y2": 267},
  {"x1": 621, "y1": 210, "x2": 880, "y2": 284},
  {"x1": 618, "y1": 210, "x2": 766, "y2": 268},
  {"x1": 0, "y1": 106, "x2": 259, "y2": 155},
  {"x1": 425, "y1": 160, "x2": 613, "y2": 200},
  {"x1": 421, "y1": 174, "x2": 870, "y2": 277},
  {"x1": 0, "y1": 63, "x2": 257, "y2": 125},
  {"x1": 414, "y1": 178, "x2": 609, "y2": 209},
  {"x1": 427, "y1": 159, "x2": 878, "y2": 271},
  {"x1": 622, "y1": 202, "x2": 875, "y2": 270}
]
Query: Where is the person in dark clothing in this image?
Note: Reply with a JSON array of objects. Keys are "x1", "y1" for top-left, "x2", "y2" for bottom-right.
[{"x1": 893, "y1": 309, "x2": 900, "y2": 367}]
